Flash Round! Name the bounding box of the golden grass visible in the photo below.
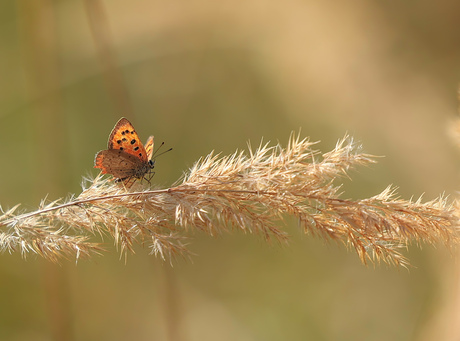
[0,133,458,267]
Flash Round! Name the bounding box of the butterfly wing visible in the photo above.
[144,136,154,161]
[95,117,155,180]
[107,117,148,163]
[95,149,144,179]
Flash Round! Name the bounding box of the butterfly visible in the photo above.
[94,117,155,182]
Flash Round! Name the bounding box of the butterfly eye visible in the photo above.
[148,160,155,167]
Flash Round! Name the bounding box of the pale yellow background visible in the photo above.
[1,1,460,340]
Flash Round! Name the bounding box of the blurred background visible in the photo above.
[1,0,460,340]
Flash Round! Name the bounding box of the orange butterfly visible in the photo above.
[94,117,155,182]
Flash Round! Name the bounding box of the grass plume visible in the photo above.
[0,133,458,267]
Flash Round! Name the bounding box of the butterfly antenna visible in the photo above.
[152,141,173,159]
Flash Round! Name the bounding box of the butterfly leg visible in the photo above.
[126,177,137,188]
[116,176,136,189]
[145,170,156,185]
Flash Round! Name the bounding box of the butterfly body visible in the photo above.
[94,118,155,181]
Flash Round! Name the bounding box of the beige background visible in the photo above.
[1,1,460,340]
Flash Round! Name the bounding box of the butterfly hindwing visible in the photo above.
[144,136,154,161]
[95,149,144,179]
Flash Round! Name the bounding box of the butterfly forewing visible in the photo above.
[107,118,148,163]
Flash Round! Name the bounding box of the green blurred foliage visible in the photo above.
[1,0,460,340]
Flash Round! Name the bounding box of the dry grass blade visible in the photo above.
[0,133,458,266]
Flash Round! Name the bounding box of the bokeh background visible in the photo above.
[1,0,460,340]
